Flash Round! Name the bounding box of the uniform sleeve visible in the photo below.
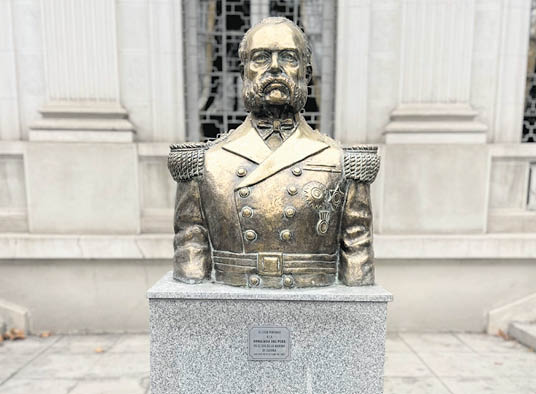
[172,180,211,283]
[338,181,375,286]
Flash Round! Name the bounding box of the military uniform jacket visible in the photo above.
[168,115,380,288]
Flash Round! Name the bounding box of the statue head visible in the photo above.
[239,17,313,115]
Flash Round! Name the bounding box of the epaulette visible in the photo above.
[168,142,208,182]
[343,145,380,184]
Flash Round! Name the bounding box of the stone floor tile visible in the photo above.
[510,377,536,393]
[69,377,148,394]
[46,334,120,354]
[88,352,150,378]
[456,333,530,353]
[443,376,524,394]
[0,354,38,384]
[16,353,103,379]
[400,333,473,353]
[0,378,77,394]
[484,352,536,377]
[109,334,149,353]
[418,352,500,378]
[384,352,432,377]
[384,377,451,394]
[0,336,60,356]
[386,333,413,353]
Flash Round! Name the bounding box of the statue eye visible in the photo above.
[251,51,270,64]
[280,51,298,64]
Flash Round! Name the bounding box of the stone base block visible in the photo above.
[509,321,536,350]
[25,142,140,234]
[148,272,392,394]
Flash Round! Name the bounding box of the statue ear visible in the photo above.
[240,64,244,81]
[305,64,313,84]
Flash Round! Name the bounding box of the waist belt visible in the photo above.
[212,250,337,276]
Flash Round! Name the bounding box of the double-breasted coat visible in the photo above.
[168,115,380,288]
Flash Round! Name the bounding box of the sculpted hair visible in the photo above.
[238,17,313,71]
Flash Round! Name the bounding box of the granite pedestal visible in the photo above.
[148,272,392,394]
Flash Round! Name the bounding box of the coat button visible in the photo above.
[244,230,257,241]
[283,275,294,288]
[241,206,253,218]
[236,167,247,177]
[284,207,296,218]
[287,185,298,196]
[238,187,250,198]
[249,275,260,287]
[280,229,292,241]
[291,167,302,176]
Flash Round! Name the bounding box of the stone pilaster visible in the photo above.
[0,0,21,141]
[384,0,487,143]
[335,0,371,143]
[492,0,531,142]
[30,0,134,142]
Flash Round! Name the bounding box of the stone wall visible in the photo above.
[0,0,535,333]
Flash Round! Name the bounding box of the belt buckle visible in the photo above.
[257,252,283,276]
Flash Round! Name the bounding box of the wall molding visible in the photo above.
[1,233,535,260]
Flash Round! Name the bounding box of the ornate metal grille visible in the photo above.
[183,0,336,141]
[525,75,536,143]
[523,0,536,142]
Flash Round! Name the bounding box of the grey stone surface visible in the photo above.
[148,272,392,394]
[148,271,393,302]
[509,321,536,350]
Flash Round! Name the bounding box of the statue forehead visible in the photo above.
[246,23,301,52]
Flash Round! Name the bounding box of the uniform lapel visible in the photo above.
[221,118,272,164]
[237,117,329,189]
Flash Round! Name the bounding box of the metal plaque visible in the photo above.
[248,326,291,361]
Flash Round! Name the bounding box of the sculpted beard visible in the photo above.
[242,74,308,114]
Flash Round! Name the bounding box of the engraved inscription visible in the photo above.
[248,326,291,361]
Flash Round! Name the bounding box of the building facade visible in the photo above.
[0,0,535,333]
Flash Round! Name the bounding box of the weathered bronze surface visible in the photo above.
[168,17,380,289]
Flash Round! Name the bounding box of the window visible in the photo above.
[183,0,336,141]
[522,0,536,143]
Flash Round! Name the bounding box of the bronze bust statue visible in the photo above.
[168,17,380,289]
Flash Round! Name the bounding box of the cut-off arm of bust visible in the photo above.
[339,182,375,286]
[173,181,211,283]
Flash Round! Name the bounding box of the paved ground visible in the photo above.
[0,333,534,393]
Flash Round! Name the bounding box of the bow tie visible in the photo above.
[253,117,297,141]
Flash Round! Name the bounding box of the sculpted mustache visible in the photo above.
[257,76,294,91]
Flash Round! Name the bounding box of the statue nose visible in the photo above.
[269,52,281,73]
